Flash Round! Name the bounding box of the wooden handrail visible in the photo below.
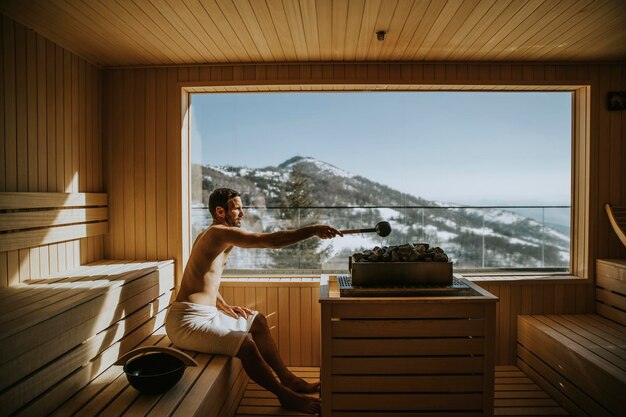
[605,203,626,248]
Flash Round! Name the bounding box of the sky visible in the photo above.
[190,91,572,206]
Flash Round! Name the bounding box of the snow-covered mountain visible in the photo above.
[192,156,570,270]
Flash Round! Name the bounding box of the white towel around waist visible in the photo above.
[165,301,257,356]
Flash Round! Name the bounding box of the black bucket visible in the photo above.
[114,346,198,395]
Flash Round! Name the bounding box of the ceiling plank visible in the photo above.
[191,0,252,62]
[241,0,285,62]
[81,0,165,64]
[315,0,333,61]
[458,0,530,60]
[231,0,275,61]
[532,0,625,61]
[519,0,617,61]
[300,0,321,60]
[412,0,466,60]
[183,0,239,62]
[354,0,382,60]
[343,0,366,61]
[283,0,310,61]
[331,0,349,60]
[266,0,298,61]
[422,0,481,60]
[167,0,229,62]
[215,0,264,62]
[385,0,427,60]
[474,0,547,60]
[367,0,398,60]
[1,0,623,66]
[490,0,577,61]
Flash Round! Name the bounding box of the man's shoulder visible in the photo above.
[200,225,245,242]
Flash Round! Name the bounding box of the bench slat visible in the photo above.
[518,315,625,416]
[51,326,248,417]
[85,336,178,417]
[534,315,626,368]
[11,301,171,417]
[147,354,220,417]
[0,261,167,337]
[0,192,109,251]
[0,207,108,231]
[51,333,169,417]
[0,262,127,314]
[519,316,626,383]
[332,357,484,375]
[0,262,146,324]
[0,221,108,252]
[0,192,107,209]
[518,345,612,417]
[557,315,626,355]
[0,262,174,390]
[121,347,210,417]
[0,289,173,392]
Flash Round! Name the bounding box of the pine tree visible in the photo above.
[270,167,331,269]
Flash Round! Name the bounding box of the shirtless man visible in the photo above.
[165,188,342,414]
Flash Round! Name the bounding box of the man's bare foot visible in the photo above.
[278,390,321,414]
[282,376,321,393]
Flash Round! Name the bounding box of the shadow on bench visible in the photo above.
[0,260,175,416]
[51,326,248,417]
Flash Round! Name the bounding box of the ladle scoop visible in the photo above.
[340,221,392,237]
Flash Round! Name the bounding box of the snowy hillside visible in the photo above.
[192,156,570,270]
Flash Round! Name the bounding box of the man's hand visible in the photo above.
[314,225,343,239]
[221,304,255,319]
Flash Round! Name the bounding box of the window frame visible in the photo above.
[180,84,591,280]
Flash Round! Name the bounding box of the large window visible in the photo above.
[189,92,572,272]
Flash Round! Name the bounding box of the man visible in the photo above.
[166,188,342,414]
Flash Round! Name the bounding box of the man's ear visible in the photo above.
[215,206,226,219]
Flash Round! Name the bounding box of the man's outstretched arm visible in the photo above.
[211,224,342,249]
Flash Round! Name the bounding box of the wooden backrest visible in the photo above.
[595,259,626,326]
[0,192,108,252]
[605,203,626,248]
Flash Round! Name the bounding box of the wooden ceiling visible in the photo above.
[2,0,625,67]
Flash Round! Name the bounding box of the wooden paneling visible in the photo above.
[595,259,626,325]
[103,61,625,294]
[236,366,569,417]
[319,286,497,417]
[475,279,595,365]
[517,314,625,417]
[0,17,103,286]
[221,278,320,367]
[2,1,625,66]
[0,260,175,416]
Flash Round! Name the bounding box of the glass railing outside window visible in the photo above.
[192,205,570,272]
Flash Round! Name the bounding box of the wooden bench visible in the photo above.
[50,325,248,417]
[0,260,176,416]
[0,192,248,417]
[517,259,626,417]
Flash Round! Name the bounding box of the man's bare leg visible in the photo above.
[236,335,320,414]
[249,314,320,393]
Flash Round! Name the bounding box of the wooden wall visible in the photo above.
[222,277,595,367]
[475,279,595,365]
[102,61,626,286]
[221,278,321,367]
[0,15,103,286]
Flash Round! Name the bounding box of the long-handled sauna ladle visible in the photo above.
[340,221,391,237]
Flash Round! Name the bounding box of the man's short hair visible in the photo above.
[208,188,240,218]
